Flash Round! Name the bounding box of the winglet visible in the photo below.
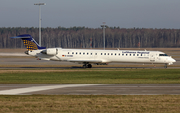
[10,34,46,51]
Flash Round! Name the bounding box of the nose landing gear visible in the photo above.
[164,64,168,68]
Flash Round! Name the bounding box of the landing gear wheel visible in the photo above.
[87,64,92,68]
[83,65,86,68]
[83,64,92,68]
[164,64,167,69]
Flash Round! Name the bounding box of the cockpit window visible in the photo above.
[159,54,168,56]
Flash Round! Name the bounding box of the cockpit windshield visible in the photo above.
[159,54,168,56]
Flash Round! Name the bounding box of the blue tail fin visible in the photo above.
[10,34,46,51]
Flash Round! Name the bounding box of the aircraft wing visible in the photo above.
[67,59,109,63]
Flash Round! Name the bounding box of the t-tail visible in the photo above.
[10,34,46,51]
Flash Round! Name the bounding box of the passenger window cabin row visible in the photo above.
[67,52,147,57]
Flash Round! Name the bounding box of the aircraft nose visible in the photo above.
[169,58,176,63]
[168,58,176,65]
[172,58,176,63]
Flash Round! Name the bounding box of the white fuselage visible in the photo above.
[28,48,176,65]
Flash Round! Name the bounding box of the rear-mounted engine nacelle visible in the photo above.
[41,48,58,55]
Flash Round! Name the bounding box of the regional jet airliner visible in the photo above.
[11,34,176,68]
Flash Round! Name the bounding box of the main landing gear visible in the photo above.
[83,63,92,68]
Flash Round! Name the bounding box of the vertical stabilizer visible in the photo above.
[10,34,46,51]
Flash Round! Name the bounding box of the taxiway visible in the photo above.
[0,84,180,95]
[0,57,180,69]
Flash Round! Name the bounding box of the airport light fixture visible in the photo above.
[101,22,107,50]
[34,3,46,47]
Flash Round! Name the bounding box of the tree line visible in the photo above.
[1,27,180,49]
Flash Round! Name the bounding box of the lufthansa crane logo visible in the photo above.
[23,40,38,51]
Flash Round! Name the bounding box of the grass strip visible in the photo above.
[0,95,180,113]
[0,69,180,84]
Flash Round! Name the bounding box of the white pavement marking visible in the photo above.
[0,84,98,95]
[0,53,28,56]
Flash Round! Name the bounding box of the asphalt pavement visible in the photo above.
[0,84,180,95]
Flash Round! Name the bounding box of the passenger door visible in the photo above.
[150,53,155,62]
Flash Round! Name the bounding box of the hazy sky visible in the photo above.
[1,0,180,28]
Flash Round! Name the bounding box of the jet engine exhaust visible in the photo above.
[24,51,29,55]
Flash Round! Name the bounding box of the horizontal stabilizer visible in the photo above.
[10,34,32,39]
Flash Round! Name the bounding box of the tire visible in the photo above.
[88,64,92,68]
